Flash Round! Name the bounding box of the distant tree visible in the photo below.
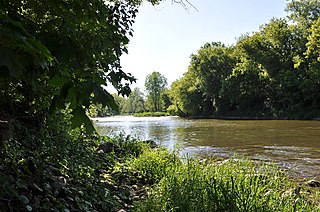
[220,59,271,116]
[160,89,172,111]
[112,94,127,115]
[145,72,168,112]
[168,42,235,117]
[236,18,307,115]
[168,71,203,116]
[128,87,145,113]
[188,42,235,115]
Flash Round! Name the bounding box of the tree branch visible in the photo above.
[172,0,198,12]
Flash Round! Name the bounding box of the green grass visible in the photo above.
[131,149,320,212]
[133,111,169,117]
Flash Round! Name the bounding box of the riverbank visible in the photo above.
[3,112,320,211]
[134,150,320,211]
[133,111,169,117]
[3,118,319,208]
[1,126,319,211]
[179,114,320,120]
[215,116,320,121]
[94,116,320,180]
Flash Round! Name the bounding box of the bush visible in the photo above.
[0,112,151,211]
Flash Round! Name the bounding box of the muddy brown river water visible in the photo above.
[94,116,320,179]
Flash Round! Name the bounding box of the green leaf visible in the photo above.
[18,195,29,204]
[93,84,118,110]
[66,87,78,109]
[27,37,53,62]
[71,107,95,133]
[6,183,18,197]
[33,183,43,192]
[26,205,32,211]
[49,75,69,87]
[16,179,28,190]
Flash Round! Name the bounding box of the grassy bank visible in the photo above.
[1,115,319,211]
[133,111,169,117]
[132,149,320,211]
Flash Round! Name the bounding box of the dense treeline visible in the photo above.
[168,0,320,119]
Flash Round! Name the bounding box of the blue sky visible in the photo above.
[119,0,288,92]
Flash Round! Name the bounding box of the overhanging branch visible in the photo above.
[172,0,198,12]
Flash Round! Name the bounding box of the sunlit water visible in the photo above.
[93,116,320,179]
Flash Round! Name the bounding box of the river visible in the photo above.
[93,116,320,179]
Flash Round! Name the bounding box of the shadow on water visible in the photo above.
[93,116,320,179]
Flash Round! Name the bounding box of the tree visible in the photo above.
[306,17,320,65]
[160,89,172,111]
[145,71,168,112]
[220,58,271,116]
[167,42,235,117]
[127,87,145,113]
[286,0,320,28]
[168,71,204,116]
[0,0,162,132]
[167,1,320,119]
[188,42,235,115]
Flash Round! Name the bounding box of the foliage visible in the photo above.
[87,103,112,117]
[0,113,102,211]
[161,89,172,111]
[1,114,319,211]
[0,112,155,211]
[220,58,271,116]
[88,88,146,116]
[112,93,128,115]
[133,111,168,117]
[168,1,320,119]
[286,0,320,28]
[134,154,319,211]
[88,72,172,116]
[145,71,168,112]
[189,42,236,115]
[169,71,204,117]
[125,87,146,114]
[0,0,161,132]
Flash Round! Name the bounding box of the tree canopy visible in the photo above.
[168,0,320,119]
[145,71,168,112]
[0,0,163,131]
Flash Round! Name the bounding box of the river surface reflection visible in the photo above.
[94,116,320,179]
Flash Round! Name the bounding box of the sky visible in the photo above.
[118,0,288,93]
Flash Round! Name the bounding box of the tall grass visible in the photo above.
[132,149,319,212]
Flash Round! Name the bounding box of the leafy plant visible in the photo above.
[0,0,162,131]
